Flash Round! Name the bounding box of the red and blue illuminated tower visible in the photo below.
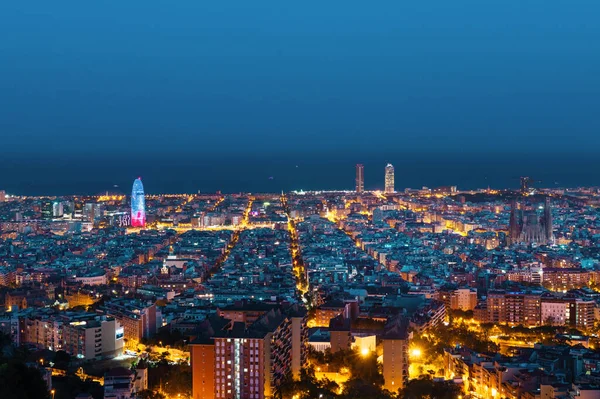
[131,177,146,227]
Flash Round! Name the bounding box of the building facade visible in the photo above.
[100,300,157,342]
[382,319,409,393]
[449,288,477,311]
[190,305,307,399]
[22,313,124,360]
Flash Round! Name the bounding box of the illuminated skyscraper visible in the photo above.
[356,164,364,193]
[131,178,146,227]
[53,201,64,217]
[384,163,395,193]
[41,200,53,220]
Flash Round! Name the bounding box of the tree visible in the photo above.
[54,350,71,370]
[278,367,338,399]
[147,363,192,399]
[340,379,394,399]
[449,309,474,320]
[0,361,51,399]
[138,390,166,399]
[399,376,462,399]
[51,375,102,399]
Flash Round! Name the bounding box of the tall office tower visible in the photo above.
[83,203,93,222]
[41,200,53,220]
[84,202,104,223]
[131,178,146,227]
[384,163,395,193]
[520,176,532,195]
[356,164,364,193]
[0,190,5,202]
[52,201,64,217]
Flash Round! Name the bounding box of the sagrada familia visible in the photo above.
[508,197,554,245]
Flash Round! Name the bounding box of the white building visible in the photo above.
[71,271,107,286]
[53,202,64,217]
[103,366,148,399]
[23,313,123,360]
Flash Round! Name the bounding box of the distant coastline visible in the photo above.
[1,152,599,196]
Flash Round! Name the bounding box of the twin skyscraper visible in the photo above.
[356,163,395,193]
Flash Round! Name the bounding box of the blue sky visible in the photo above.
[1,0,599,156]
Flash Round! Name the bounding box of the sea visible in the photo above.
[1,152,599,196]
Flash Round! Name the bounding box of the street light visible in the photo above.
[410,348,422,359]
[50,389,55,399]
[360,347,370,357]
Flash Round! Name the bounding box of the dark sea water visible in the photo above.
[1,152,599,196]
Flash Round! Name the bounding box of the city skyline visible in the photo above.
[1,2,598,399]
[3,152,600,196]
[4,182,600,399]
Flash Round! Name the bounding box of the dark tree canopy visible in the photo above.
[399,376,462,399]
[0,361,51,399]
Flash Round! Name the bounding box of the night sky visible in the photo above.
[1,2,600,195]
[1,1,599,157]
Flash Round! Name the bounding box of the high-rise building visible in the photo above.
[191,305,307,399]
[384,163,395,193]
[0,190,5,202]
[382,318,409,392]
[84,202,102,223]
[41,200,53,220]
[356,164,364,193]
[131,178,146,227]
[52,202,64,218]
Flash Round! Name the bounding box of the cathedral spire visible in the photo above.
[544,196,553,243]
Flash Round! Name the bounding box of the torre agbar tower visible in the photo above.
[131,178,146,227]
